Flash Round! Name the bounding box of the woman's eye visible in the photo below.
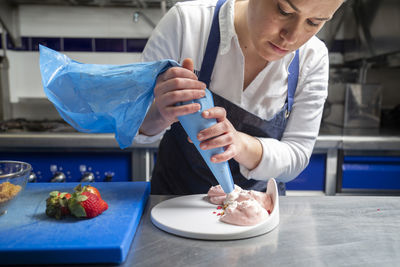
[277,4,290,16]
[307,19,320,27]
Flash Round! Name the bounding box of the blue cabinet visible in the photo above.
[286,154,326,191]
[0,152,132,182]
[342,156,400,190]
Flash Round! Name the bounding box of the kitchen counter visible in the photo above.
[0,124,399,150]
[1,126,399,195]
[119,195,400,267]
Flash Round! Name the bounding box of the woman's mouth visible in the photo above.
[269,42,289,55]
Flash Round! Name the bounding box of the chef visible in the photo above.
[135,0,344,195]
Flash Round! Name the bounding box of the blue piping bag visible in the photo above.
[178,89,235,193]
[39,45,234,193]
[39,45,179,149]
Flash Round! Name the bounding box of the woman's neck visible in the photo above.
[234,0,269,90]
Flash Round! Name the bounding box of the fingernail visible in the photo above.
[200,144,207,149]
[203,111,209,117]
[197,133,204,141]
[211,157,217,162]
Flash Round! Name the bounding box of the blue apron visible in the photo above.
[151,0,299,195]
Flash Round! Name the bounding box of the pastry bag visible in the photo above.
[39,45,179,149]
[39,45,234,192]
[177,89,234,193]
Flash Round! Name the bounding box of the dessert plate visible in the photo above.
[151,178,279,240]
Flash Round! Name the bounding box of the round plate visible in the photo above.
[150,179,279,240]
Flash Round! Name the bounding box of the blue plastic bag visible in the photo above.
[39,45,179,148]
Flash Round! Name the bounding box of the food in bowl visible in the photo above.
[0,181,22,202]
[0,161,31,215]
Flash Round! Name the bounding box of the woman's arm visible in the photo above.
[197,39,329,182]
[139,59,206,136]
[138,6,207,140]
[243,41,330,182]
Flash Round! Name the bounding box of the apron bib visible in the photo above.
[151,0,299,195]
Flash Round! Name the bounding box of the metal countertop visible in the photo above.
[119,195,400,267]
[0,131,399,151]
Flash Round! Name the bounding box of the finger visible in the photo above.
[199,132,234,150]
[182,58,194,72]
[158,89,206,107]
[210,145,236,163]
[156,78,206,96]
[197,121,231,142]
[160,66,198,81]
[187,136,193,143]
[202,107,227,122]
[163,103,201,119]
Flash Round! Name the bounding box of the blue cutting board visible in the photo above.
[0,182,150,264]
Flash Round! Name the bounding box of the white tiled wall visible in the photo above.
[7,4,163,103]
[4,3,359,104]
[19,5,162,37]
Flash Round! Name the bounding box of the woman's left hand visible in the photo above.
[190,106,263,170]
[196,107,243,163]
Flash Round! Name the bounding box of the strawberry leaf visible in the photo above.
[76,195,88,202]
[68,199,86,218]
[49,191,59,197]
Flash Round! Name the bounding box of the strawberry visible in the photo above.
[68,191,108,219]
[84,185,102,199]
[73,184,102,199]
[45,191,72,220]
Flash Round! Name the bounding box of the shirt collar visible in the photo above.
[219,0,236,55]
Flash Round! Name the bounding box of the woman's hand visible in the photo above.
[139,58,206,136]
[195,107,263,170]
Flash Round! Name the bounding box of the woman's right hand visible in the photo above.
[139,58,206,136]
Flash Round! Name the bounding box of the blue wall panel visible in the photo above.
[286,154,326,191]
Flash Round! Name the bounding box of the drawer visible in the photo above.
[342,156,400,190]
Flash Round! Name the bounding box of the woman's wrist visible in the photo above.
[234,132,263,171]
[139,104,170,136]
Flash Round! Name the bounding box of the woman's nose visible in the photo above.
[280,22,301,44]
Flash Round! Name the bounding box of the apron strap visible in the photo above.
[287,50,299,115]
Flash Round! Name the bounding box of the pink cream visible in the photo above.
[207,185,273,226]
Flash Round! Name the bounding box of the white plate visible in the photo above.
[150,178,279,240]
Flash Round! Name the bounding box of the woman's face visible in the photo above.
[247,0,343,61]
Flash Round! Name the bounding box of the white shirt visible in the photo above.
[136,0,329,183]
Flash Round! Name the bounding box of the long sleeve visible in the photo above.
[134,6,183,144]
[239,41,329,183]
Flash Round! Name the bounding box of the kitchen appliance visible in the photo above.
[344,83,382,128]
[0,181,150,264]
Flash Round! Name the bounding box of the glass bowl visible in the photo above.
[0,161,32,216]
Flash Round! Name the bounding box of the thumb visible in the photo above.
[182,58,194,72]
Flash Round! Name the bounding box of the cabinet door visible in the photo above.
[0,152,131,182]
[286,154,326,190]
[342,156,400,190]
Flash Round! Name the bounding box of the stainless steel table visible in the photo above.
[121,195,400,267]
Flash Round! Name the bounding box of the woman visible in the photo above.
[136,0,344,195]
